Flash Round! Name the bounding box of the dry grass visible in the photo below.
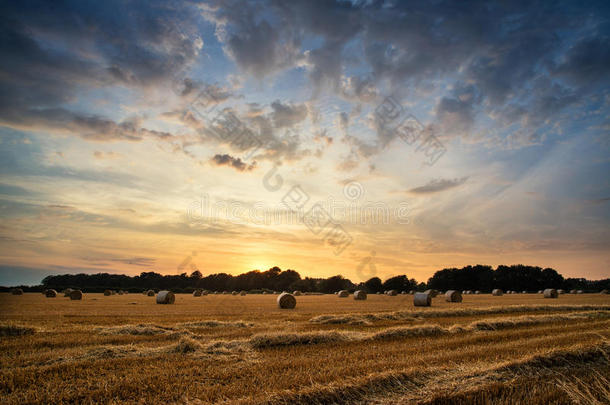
[0,292,608,404]
[0,324,36,337]
[556,369,610,405]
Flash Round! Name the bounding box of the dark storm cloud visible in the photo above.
[206,0,302,79]
[270,101,308,128]
[0,0,203,139]
[205,0,609,147]
[3,0,608,154]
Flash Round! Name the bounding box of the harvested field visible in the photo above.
[1,292,609,404]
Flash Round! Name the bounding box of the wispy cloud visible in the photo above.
[408,177,469,195]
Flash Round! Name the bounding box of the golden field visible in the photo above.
[1,292,609,404]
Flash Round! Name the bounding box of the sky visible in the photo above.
[0,0,609,286]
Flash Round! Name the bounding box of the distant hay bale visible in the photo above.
[409,290,415,294]
[543,288,558,298]
[414,292,431,307]
[11,288,24,295]
[63,288,73,297]
[445,290,462,303]
[45,289,57,298]
[69,290,83,300]
[558,289,565,294]
[462,290,467,294]
[387,290,398,296]
[570,289,576,294]
[376,292,381,294]
[354,290,367,300]
[118,290,124,295]
[277,292,296,309]
[576,290,584,294]
[111,290,116,295]
[492,289,503,296]
[240,291,247,296]
[156,290,175,304]
[231,291,238,295]
[104,290,112,296]
[223,291,230,295]
[521,290,527,294]
[193,289,202,297]
[601,289,608,294]
[338,290,349,298]
[401,291,407,294]
[146,290,155,296]
[538,290,543,294]
[424,289,438,298]
[201,290,209,296]
[262,291,268,295]
[475,291,481,294]
[293,290,302,296]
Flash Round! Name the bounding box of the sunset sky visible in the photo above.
[1,0,609,285]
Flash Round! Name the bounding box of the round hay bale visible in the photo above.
[558,289,565,294]
[63,288,73,297]
[401,291,407,295]
[409,290,415,294]
[354,290,367,300]
[223,291,230,295]
[576,290,584,294]
[45,289,57,298]
[69,290,83,300]
[445,290,462,303]
[600,289,608,294]
[387,290,398,296]
[538,290,543,294]
[521,290,527,294]
[277,292,296,309]
[424,289,438,298]
[262,291,268,295]
[240,291,247,296]
[11,288,24,295]
[414,292,431,307]
[492,289,503,296]
[338,290,349,298]
[193,289,202,297]
[201,290,209,296]
[231,291,238,295]
[376,292,381,294]
[156,290,175,304]
[475,290,481,295]
[146,290,155,296]
[111,290,116,295]
[118,290,124,295]
[569,289,576,294]
[104,290,112,296]
[543,288,558,298]
[293,290,302,296]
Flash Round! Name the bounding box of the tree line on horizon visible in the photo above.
[2,264,606,293]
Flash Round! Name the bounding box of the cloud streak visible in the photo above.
[408,178,469,195]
